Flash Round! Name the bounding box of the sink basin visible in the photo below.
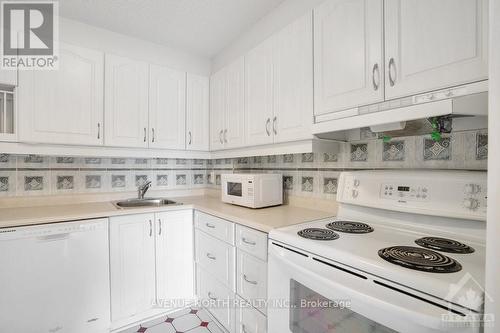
[114,198,181,208]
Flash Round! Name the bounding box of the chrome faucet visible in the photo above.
[137,181,152,199]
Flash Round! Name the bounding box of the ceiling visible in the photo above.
[59,0,286,58]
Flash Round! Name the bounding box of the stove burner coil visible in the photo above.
[326,221,374,234]
[415,237,475,254]
[297,228,339,241]
[378,246,462,273]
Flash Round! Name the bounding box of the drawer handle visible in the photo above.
[242,324,250,333]
[208,292,218,301]
[243,274,258,285]
[242,237,256,246]
[206,253,216,260]
[205,223,216,229]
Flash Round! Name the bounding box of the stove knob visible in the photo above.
[464,184,480,194]
[353,179,360,187]
[352,189,359,198]
[463,198,479,210]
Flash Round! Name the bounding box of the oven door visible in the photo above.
[268,241,479,333]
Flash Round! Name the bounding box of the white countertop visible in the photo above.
[0,195,336,233]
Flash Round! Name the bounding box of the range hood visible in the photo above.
[312,81,488,136]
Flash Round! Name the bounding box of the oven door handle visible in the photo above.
[269,247,462,331]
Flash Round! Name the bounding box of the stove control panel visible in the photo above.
[381,184,429,201]
[337,171,487,221]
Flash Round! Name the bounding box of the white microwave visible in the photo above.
[221,174,283,208]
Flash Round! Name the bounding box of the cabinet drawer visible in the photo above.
[195,211,235,245]
[197,266,235,333]
[196,230,235,291]
[236,296,267,333]
[235,225,267,261]
[236,249,267,314]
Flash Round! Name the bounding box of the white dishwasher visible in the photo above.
[0,218,110,333]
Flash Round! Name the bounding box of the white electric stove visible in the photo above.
[268,170,488,333]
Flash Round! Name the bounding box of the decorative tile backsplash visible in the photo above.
[0,129,487,198]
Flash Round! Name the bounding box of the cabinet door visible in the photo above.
[110,214,156,321]
[0,70,17,86]
[385,0,488,99]
[18,43,104,145]
[210,69,225,150]
[149,65,186,149]
[273,12,314,143]
[225,57,246,148]
[105,54,149,148]
[245,40,274,146]
[314,0,383,116]
[155,210,195,310]
[186,73,209,151]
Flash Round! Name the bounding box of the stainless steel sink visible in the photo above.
[114,198,182,209]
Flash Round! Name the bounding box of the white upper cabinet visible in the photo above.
[110,214,156,322]
[210,69,226,150]
[224,58,246,149]
[155,210,195,310]
[210,57,245,151]
[18,43,104,145]
[273,12,314,142]
[0,70,17,86]
[105,54,149,148]
[149,65,186,150]
[186,73,209,151]
[384,0,488,99]
[244,12,314,145]
[314,0,383,116]
[245,38,274,146]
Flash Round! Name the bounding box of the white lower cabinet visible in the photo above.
[196,229,236,290]
[197,266,236,332]
[194,211,268,333]
[110,213,156,322]
[110,210,194,329]
[155,210,195,310]
[236,296,267,333]
[236,249,268,315]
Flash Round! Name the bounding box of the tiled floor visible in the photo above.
[119,307,225,333]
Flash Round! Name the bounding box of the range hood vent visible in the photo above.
[313,82,488,136]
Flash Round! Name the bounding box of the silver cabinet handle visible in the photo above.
[205,223,216,229]
[158,219,162,235]
[242,237,256,246]
[265,118,271,136]
[208,292,217,300]
[243,274,258,285]
[224,129,228,143]
[219,129,223,144]
[144,127,147,142]
[206,253,216,260]
[149,220,152,237]
[272,116,277,135]
[188,131,192,145]
[388,58,396,87]
[372,63,380,91]
[97,123,101,139]
[151,128,155,142]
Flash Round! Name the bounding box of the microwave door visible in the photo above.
[268,243,473,333]
[227,181,243,197]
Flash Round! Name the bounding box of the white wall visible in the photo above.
[211,0,324,72]
[60,18,211,76]
[485,0,499,330]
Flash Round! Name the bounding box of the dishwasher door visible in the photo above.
[0,219,110,333]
